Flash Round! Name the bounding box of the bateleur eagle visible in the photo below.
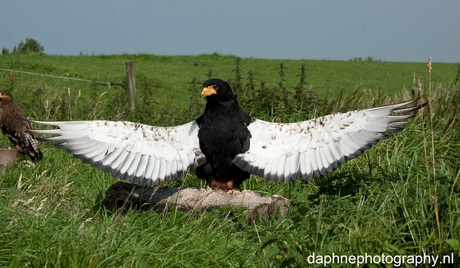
[30,79,424,190]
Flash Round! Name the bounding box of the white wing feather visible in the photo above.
[232,99,422,182]
[30,120,204,186]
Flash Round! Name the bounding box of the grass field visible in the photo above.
[0,54,459,267]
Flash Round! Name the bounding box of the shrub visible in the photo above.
[14,38,45,54]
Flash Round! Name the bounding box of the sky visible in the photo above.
[1,0,459,63]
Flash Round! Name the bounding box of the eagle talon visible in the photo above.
[226,189,240,195]
[209,178,240,193]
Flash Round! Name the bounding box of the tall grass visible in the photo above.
[0,54,459,267]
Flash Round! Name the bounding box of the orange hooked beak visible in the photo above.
[201,85,217,97]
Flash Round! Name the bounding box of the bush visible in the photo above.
[14,38,44,54]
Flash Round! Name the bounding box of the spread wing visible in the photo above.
[233,99,424,182]
[30,120,205,186]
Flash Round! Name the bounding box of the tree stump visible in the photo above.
[0,148,19,167]
[103,181,291,219]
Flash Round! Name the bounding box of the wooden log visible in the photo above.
[102,181,290,219]
[0,148,19,167]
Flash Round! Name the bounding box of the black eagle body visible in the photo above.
[30,78,426,191]
[0,91,43,162]
[196,79,253,190]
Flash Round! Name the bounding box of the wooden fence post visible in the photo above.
[125,61,136,112]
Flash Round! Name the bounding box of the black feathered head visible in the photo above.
[201,79,236,102]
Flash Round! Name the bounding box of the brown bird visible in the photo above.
[0,91,43,162]
[31,79,424,190]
